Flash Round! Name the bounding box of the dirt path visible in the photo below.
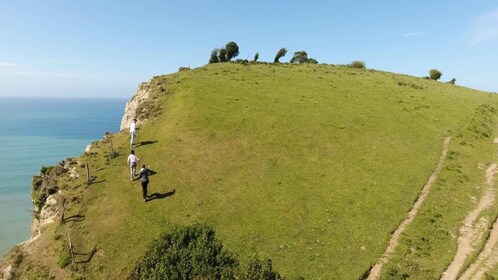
[366,137,451,280]
[450,163,498,280]
[441,163,497,279]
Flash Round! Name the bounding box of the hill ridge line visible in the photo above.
[366,136,452,280]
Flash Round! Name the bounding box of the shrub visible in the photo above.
[429,69,442,81]
[234,59,249,64]
[274,48,287,63]
[253,52,259,62]
[243,258,283,280]
[308,58,318,64]
[349,60,366,69]
[40,165,54,175]
[448,78,456,84]
[131,224,294,280]
[132,223,239,279]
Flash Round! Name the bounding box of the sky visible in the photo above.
[0,1,497,98]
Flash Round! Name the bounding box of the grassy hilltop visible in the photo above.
[6,63,498,279]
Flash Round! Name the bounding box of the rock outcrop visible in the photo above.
[120,81,152,131]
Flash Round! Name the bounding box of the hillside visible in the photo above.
[2,63,498,279]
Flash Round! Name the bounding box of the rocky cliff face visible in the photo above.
[120,81,152,131]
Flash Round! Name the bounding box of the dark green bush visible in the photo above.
[349,60,366,69]
[429,69,442,81]
[40,165,54,175]
[254,52,259,62]
[132,223,238,279]
[131,224,297,280]
[242,258,283,280]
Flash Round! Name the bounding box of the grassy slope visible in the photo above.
[13,63,498,279]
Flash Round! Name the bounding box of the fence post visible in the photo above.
[85,163,90,185]
[68,233,75,266]
[60,198,67,224]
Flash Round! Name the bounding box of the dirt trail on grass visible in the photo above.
[441,163,497,279]
[366,137,451,280]
[450,163,498,280]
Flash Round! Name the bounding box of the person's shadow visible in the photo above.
[137,140,158,147]
[147,189,175,201]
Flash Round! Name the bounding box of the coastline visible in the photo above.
[0,97,128,258]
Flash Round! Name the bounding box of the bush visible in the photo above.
[274,48,287,63]
[131,224,296,280]
[253,52,259,62]
[429,69,442,81]
[349,60,366,69]
[448,78,456,84]
[40,165,54,175]
[243,258,283,280]
[132,223,238,279]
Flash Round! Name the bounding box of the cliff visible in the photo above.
[120,80,152,131]
[0,78,158,280]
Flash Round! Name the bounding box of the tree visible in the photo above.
[274,48,287,63]
[448,78,456,84]
[218,48,227,62]
[253,52,259,62]
[429,69,442,81]
[225,41,240,61]
[209,49,220,64]
[290,51,309,63]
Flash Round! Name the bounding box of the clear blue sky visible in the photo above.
[1,1,497,98]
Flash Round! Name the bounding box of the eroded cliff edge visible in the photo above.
[0,78,159,280]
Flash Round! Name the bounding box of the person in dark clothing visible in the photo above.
[137,164,150,202]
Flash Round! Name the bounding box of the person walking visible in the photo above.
[137,164,151,202]
[127,150,140,181]
[130,118,137,148]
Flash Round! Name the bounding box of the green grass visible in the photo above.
[12,63,498,279]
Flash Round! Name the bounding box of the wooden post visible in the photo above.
[68,233,75,266]
[60,199,67,224]
[110,139,114,159]
[85,163,90,185]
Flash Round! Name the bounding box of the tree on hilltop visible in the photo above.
[274,48,287,63]
[253,52,259,62]
[209,49,220,63]
[218,48,228,62]
[225,41,240,61]
[290,51,309,63]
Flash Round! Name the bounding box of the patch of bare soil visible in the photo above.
[441,163,497,280]
[366,137,451,280]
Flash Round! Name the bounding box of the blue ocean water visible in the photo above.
[0,97,127,256]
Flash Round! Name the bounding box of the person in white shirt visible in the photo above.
[130,118,137,148]
[127,150,140,180]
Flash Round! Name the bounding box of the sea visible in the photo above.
[0,97,127,256]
